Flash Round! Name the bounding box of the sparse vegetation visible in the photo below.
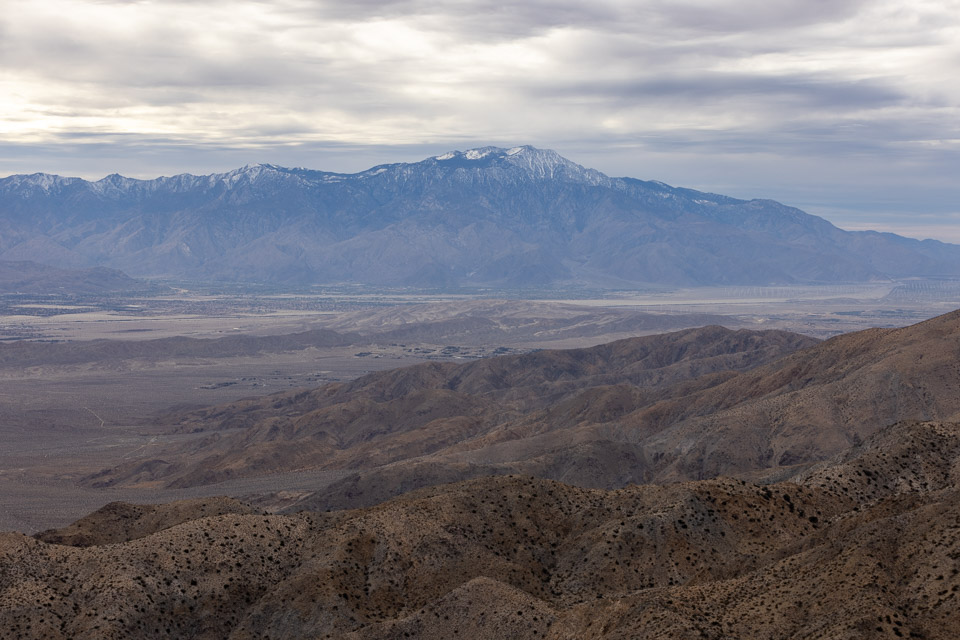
[4,428,960,639]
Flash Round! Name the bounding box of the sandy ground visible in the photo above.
[0,347,430,533]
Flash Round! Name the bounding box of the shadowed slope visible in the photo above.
[33,497,257,547]
[0,260,153,295]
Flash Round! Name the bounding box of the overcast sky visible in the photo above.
[2,0,959,241]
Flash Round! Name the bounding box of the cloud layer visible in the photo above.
[2,0,959,240]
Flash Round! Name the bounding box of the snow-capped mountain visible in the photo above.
[1,145,958,287]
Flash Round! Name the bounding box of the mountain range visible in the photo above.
[3,146,959,287]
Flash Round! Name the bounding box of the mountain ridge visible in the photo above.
[3,146,959,287]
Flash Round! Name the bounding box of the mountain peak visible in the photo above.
[431,145,560,164]
[203,163,300,189]
[428,145,608,184]
[0,172,80,194]
[226,163,281,178]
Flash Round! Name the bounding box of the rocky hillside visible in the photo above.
[83,309,960,511]
[3,419,960,639]
[3,146,960,286]
[84,325,818,492]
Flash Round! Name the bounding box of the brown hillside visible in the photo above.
[4,420,960,639]
[80,308,960,517]
[317,307,960,508]
[33,497,257,547]
[628,308,960,481]
[84,325,816,490]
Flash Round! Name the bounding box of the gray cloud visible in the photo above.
[644,0,870,33]
[532,73,907,110]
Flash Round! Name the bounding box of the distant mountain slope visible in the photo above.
[0,260,151,295]
[2,146,959,286]
[7,420,960,639]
